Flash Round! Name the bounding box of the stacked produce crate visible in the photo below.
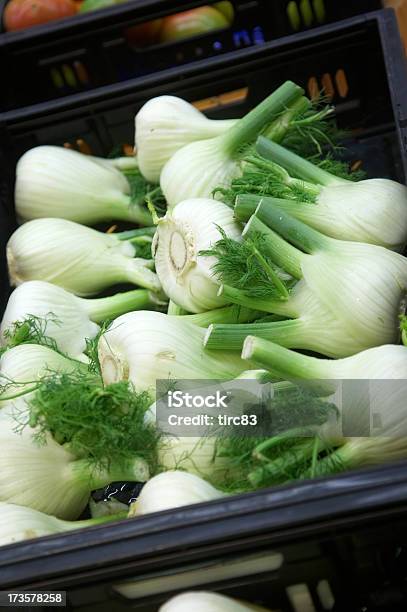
[0,3,407,611]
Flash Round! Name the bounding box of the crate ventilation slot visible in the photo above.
[287,0,326,31]
[113,551,284,599]
[50,61,90,92]
[317,579,335,610]
[307,68,349,101]
[193,87,248,112]
[286,584,316,612]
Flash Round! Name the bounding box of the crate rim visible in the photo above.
[0,8,399,126]
[0,0,221,44]
[1,459,407,589]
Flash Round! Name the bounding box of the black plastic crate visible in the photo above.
[0,8,406,611]
[1,463,407,611]
[0,0,382,111]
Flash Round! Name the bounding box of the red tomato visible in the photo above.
[4,0,77,32]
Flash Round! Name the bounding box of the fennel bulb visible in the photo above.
[252,137,407,250]
[0,407,149,520]
[160,592,273,612]
[146,371,272,482]
[89,497,128,519]
[98,311,250,394]
[242,339,407,470]
[160,81,304,208]
[7,218,160,295]
[0,502,125,548]
[1,281,165,360]
[205,207,407,358]
[15,146,152,226]
[153,198,242,312]
[308,437,407,478]
[0,344,81,402]
[145,403,232,481]
[128,471,224,516]
[158,436,232,482]
[135,96,236,182]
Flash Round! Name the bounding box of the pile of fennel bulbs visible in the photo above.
[0,77,406,565]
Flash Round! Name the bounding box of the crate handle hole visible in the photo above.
[286,584,317,612]
[321,72,335,100]
[317,579,335,610]
[335,68,349,98]
[300,0,314,27]
[287,1,301,31]
[307,75,320,100]
[313,0,326,24]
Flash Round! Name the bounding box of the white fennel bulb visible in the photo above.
[160,81,304,208]
[159,592,273,612]
[98,311,250,394]
[298,248,407,355]
[0,407,149,520]
[15,146,151,226]
[242,340,407,473]
[135,96,236,182]
[0,502,124,548]
[153,198,242,312]
[145,403,231,481]
[1,281,161,360]
[7,218,160,295]
[1,281,98,360]
[254,137,407,250]
[158,436,231,481]
[161,137,240,208]
[128,471,225,516]
[322,437,407,474]
[0,344,81,402]
[89,497,128,519]
[206,207,407,358]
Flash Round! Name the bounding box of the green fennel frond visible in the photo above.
[1,314,63,356]
[231,155,318,204]
[217,387,339,492]
[123,168,167,217]
[0,377,40,402]
[200,227,293,299]
[214,148,365,207]
[85,320,112,377]
[308,154,367,182]
[26,370,160,472]
[400,314,407,346]
[131,236,154,260]
[281,99,344,157]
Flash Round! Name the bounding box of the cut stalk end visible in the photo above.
[99,339,129,385]
[157,216,197,281]
[203,324,215,348]
[242,335,256,361]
